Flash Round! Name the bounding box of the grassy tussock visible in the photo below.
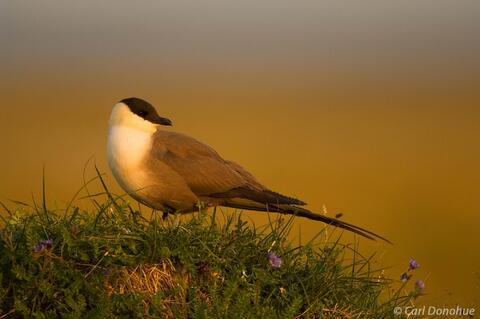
[0,173,418,318]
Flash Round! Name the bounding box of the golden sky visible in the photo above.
[1,0,479,306]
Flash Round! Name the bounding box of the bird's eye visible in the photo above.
[138,110,148,117]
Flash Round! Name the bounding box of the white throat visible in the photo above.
[107,103,157,194]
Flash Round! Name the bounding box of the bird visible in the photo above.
[107,97,388,242]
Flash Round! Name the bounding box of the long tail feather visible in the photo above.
[223,202,391,243]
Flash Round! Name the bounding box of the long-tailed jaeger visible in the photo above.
[107,97,388,241]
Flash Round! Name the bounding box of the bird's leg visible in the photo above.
[161,205,181,228]
[173,213,180,228]
[162,205,176,221]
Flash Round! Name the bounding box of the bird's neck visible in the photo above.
[107,124,155,174]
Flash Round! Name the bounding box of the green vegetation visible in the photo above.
[0,174,419,318]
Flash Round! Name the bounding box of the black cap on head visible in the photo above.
[120,97,172,126]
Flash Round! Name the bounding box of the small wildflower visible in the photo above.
[279,287,286,295]
[415,280,425,291]
[409,259,420,270]
[33,239,53,253]
[400,272,412,282]
[267,252,282,268]
[33,244,41,253]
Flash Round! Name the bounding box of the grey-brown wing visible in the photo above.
[151,131,248,196]
[151,130,306,206]
[225,160,265,189]
[224,160,306,205]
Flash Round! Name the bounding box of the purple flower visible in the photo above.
[33,239,53,253]
[409,259,420,271]
[267,252,282,268]
[415,280,425,291]
[400,273,412,282]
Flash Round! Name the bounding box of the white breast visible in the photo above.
[107,125,153,194]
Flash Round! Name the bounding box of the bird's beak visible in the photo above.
[155,115,173,126]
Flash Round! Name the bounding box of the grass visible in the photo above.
[0,172,421,318]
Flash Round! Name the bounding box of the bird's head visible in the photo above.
[109,97,172,132]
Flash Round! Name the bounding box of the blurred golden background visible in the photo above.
[1,0,479,306]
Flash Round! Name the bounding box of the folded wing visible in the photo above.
[151,130,305,205]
